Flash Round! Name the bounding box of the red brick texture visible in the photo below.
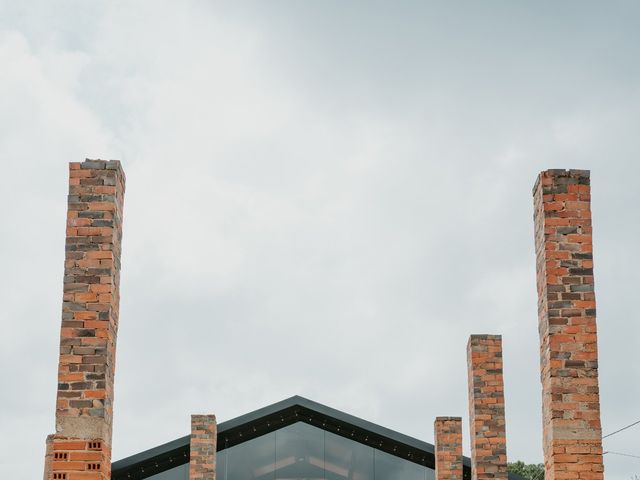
[190,415,217,480]
[533,169,604,480]
[467,335,508,480]
[44,159,125,480]
[435,417,463,480]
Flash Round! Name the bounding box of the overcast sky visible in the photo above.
[1,1,639,479]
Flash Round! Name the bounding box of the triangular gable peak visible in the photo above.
[112,396,473,480]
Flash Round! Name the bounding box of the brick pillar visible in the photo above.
[533,169,603,480]
[190,415,217,480]
[44,159,125,480]
[435,417,463,480]
[43,435,54,480]
[467,335,508,480]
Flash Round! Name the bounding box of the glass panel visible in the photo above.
[275,422,325,479]
[217,448,227,480]
[374,449,425,480]
[226,431,276,480]
[212,422,434,480]
[146,463,189,480]
[426,465,436,480]
[324,430,373,480]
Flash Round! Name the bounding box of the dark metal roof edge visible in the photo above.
[217,395,309,432]
[113,394,523,479]
[290,396,436,456]
[111,433,190,471]
[112,396,303,471]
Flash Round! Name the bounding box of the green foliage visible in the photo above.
[507,461,545,480]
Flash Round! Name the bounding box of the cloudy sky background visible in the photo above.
[1,1,639,478]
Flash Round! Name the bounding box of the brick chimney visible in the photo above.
[190,415,217,480]
[467,335,508,480]
[434,417,463,480]
[44,160,125,480]
[532,169,604,480]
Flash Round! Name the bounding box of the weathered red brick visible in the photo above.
[467,335,508,480]
[190,414,217,480]
[44,160,125,480]
[533,169,603,480]
[435,417,463,480]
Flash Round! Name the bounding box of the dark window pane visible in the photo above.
[210,422,435,480]
[146,463,189,480]
[324,430,374,480]
[217,448,227,480]
[226,431,276,480]
[426,466,435,480]
[275,422,325,480]
[374,449,425,480]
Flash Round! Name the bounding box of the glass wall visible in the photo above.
[147,462,188,480]
[147,422,434,480]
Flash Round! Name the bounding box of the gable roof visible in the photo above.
[112,395,514,480]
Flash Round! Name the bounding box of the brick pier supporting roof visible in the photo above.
[44,159,126,480]
[190,415,217,480]
[533,169,604,480]
[435,416,463,480]
[467,334,508,480]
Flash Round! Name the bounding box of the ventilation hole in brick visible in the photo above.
[53,474,67,480]
[54,452,68,460]
[87,463,101,471]
[88,441,101,450]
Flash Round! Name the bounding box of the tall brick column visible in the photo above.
[467,335,508,480]
[44,159,125,480]
[533,169,603,480]
[190,415,217,480]
[435,417,463,480]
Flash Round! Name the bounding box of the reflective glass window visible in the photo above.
[374,449,428,480]
[213,422,433,480]
[226,431,276,480]
[275,422,324,479]
[324,428,374,480]
[144,422,435,480]
[146,463,188,480]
